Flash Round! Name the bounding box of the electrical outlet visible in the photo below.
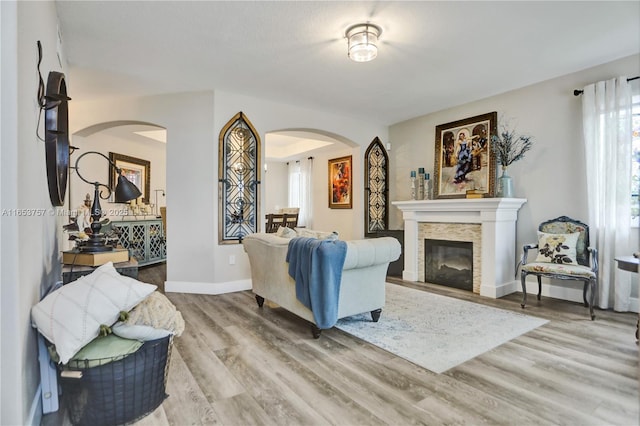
[229,255,236,265]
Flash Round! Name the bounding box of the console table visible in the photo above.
[111,219,166,266]
[62,259,139,284]
[614,256,638,273]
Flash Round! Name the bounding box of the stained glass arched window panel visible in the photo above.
[218,112,261,244]
[364,137,389,234]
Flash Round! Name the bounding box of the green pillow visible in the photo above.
[66,334,142,368]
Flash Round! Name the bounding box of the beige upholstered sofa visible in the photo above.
[242,232,401,338]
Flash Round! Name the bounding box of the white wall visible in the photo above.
[69,91,216,287]
[263,161,288,215]
[311,146,361,241]
[264,141,361,240]
[71,89,387,294]
[389,54,640,303]
[1,2,67,424]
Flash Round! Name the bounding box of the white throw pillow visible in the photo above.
[112,323,171,341]
[320,231,339,241]
[31,262,156,364]
[294,227,318,238]
[294,228,339,240]
[275,226,296,239]
[534,231,580,265]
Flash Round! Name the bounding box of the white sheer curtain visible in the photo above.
[300,157,313,228]
[582,77,633,311]
[287,158,313,227]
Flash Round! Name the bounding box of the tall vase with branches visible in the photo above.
[491,123,533,197]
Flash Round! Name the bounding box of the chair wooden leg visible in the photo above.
[589,278,596,320]
[521,271,527,308]
[537,276,542,300]
[582,282,589,307]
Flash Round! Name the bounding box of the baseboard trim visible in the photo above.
[481,279,519,298]
[402,270,418,281]
[523,281,585,303]
[165,279,252,295]
[522,282,640,313]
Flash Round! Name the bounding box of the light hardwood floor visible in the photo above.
[44,266,639,425]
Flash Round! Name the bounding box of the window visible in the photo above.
[364,137,389,234]
[631,86,640,225]
[218,112,260,243]
[287,158,312,227]
[288,161,301,209]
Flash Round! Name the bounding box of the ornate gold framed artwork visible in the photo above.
[328,155,352,209]
[433,112,497,199]
[109,152,150,203]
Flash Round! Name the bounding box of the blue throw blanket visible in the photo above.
[286,237,348,329]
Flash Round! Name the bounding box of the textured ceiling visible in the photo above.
[56,1,640,126]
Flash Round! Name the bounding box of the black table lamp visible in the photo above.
[74,151,142,252]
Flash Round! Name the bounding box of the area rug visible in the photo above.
[335,283,548,374]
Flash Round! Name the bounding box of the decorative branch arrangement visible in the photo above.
[491,124,533,168]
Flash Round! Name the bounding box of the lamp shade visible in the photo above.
[114,174,142,203]
[346,23,381,62]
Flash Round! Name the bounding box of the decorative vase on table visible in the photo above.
[496,166,514,198]
[410,170,417,200]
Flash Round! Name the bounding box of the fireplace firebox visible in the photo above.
[424,239,473,291]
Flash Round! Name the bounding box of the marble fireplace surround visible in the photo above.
[392,199,527,298]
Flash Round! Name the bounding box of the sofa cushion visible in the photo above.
[343,237,402,270]
[521,262,595,278]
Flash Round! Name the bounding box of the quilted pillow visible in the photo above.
[534,231,580,265]
[294,228,339,240]
[294,227,317,238]
[275,226,296,239]
[31,262,156,364]
[112,291,184,340]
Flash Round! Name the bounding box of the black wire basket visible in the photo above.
[58,335,172,426]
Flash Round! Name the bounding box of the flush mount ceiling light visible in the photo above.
[345,23,382,62]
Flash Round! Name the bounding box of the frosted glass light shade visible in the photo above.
[346,23,381,62]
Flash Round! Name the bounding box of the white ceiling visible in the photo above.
[56,1,640,128]
[265,131,337,161]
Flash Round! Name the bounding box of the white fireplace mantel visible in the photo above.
[392,198,527,298]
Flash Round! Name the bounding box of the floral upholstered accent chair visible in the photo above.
[520,216,598,320]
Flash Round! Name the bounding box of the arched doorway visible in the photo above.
[68,121,167,265]
[264,129,359,239]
